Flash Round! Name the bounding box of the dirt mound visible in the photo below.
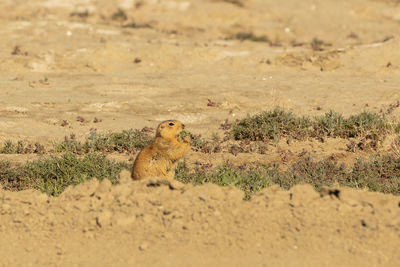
[1,172,399,266]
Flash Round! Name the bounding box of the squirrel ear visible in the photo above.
[160,125,165,129]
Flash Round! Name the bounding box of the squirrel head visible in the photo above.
[156,120,185,141]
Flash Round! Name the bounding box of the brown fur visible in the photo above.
[131,120,190,180]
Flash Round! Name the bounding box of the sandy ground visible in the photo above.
[1,0,400,266]
[1,175,400,267]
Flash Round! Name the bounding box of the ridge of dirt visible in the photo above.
[1,171,399,266]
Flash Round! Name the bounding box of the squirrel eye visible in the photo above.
[169,122,175,126]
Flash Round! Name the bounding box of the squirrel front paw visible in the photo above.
[179,130,192,143]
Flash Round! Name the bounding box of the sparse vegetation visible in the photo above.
[232,108,397,144]
[0,150,399,197]
[176,154,400,198]
[70,10,89,19]
[175,161,278,199]
[310,37,332,51]
[232,108,312,142]
[348,155,400,193]
[111,9,128,21]
[313,110,391,139]
[0,140,45,154]
[230,32,270,43]
[0,109,398,156]
[1,108,400,198]
[54,130,152,154]
[0,129,152,155]
[0,153,129,196]
[189,133,223,153]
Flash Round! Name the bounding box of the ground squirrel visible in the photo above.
[131,120,190,180]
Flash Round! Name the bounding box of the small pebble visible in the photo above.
[139,242,149,251]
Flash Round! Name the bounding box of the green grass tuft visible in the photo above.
[232,108,312,141]
[313,110,391,139]
[0,153,129,196]
[111,9,127,21]
[54,130,152,154]
[230,32,270,43]
[348,155,400,194]
[175,162,278,199]
[232,108,394,142]
[0,140,45,154]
